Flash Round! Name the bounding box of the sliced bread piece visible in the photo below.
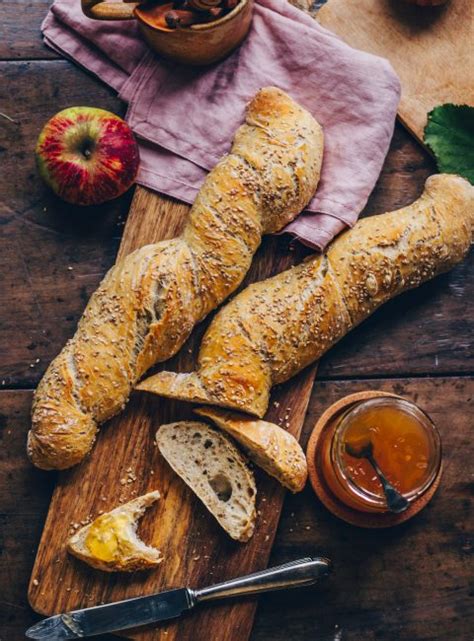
[156,421,256,542]
[67,491,162,572]
[195,407,308,493]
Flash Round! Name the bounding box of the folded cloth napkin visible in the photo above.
[42,0,400,249]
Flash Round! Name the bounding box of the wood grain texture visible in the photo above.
[1,4,473,641]
[0,61,132,389]
[0,1,58,60]
[0,391,56,641]
[2,377,472,641]
[252,376,474,641]
[318,0,474,143]
[27,184,318,641]
[1,63,471,386]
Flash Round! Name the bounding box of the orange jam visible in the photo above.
[320,397,441,513]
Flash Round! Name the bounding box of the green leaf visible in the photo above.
[424,104,474,185]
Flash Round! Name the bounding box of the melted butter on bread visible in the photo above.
[67,491,163,572]
[85,512,135,562]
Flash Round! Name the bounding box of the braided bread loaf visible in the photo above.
[137,174,474,417]
[28,87,323,469]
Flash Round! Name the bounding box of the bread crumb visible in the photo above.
[32,579,39,586]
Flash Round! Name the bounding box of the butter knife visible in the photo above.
[26,556,331,640]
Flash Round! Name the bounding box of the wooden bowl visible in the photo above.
[306,391,443,528]
[137,0,254,65]
[82,0,254,66]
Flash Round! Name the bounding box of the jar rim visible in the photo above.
[331,396,442,510]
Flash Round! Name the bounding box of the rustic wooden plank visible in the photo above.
[2,377,472,640]
[1,70,471,388]
[1,62,472,386]
[0,61,132,389]
[253,376,474,641]
[27,174,318,641]
[1,5,472,641]
[0,391,56,641]
[0,1,59,60]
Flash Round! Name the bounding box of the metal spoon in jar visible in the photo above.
[345,440,409,514]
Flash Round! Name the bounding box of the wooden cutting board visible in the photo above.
[318,0,474,143]
[28,186,318,641]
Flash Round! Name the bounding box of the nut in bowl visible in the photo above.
[82,0,254,65]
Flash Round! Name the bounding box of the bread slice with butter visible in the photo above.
[195,407,307,493]
[67,491,162,572]
[156,421,256,542]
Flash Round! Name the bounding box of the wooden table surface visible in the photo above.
[0,3,472,640]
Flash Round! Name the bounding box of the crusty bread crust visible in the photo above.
[156,421,256,542]
[195,407,307,493]
[139,174,474,417]
[67,491,162,572]
[28,88,323,470]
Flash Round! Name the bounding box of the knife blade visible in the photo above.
[26,556,331,640]
[26,588,194,640]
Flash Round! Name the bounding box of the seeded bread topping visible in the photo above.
[138,174,474,417]
[28,87,324,470]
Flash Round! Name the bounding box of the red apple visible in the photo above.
[36,107,140,206]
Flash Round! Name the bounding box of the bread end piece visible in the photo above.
[195,407,307,493]
[424,173,474,241]
[156,421,256,542]
[67,491,162,572]
[136,371,267,417]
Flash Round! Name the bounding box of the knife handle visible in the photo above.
[192,556,331,603]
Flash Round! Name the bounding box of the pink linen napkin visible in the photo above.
[42,0,400,250]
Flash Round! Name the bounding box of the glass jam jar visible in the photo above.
[319,397,442,513]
